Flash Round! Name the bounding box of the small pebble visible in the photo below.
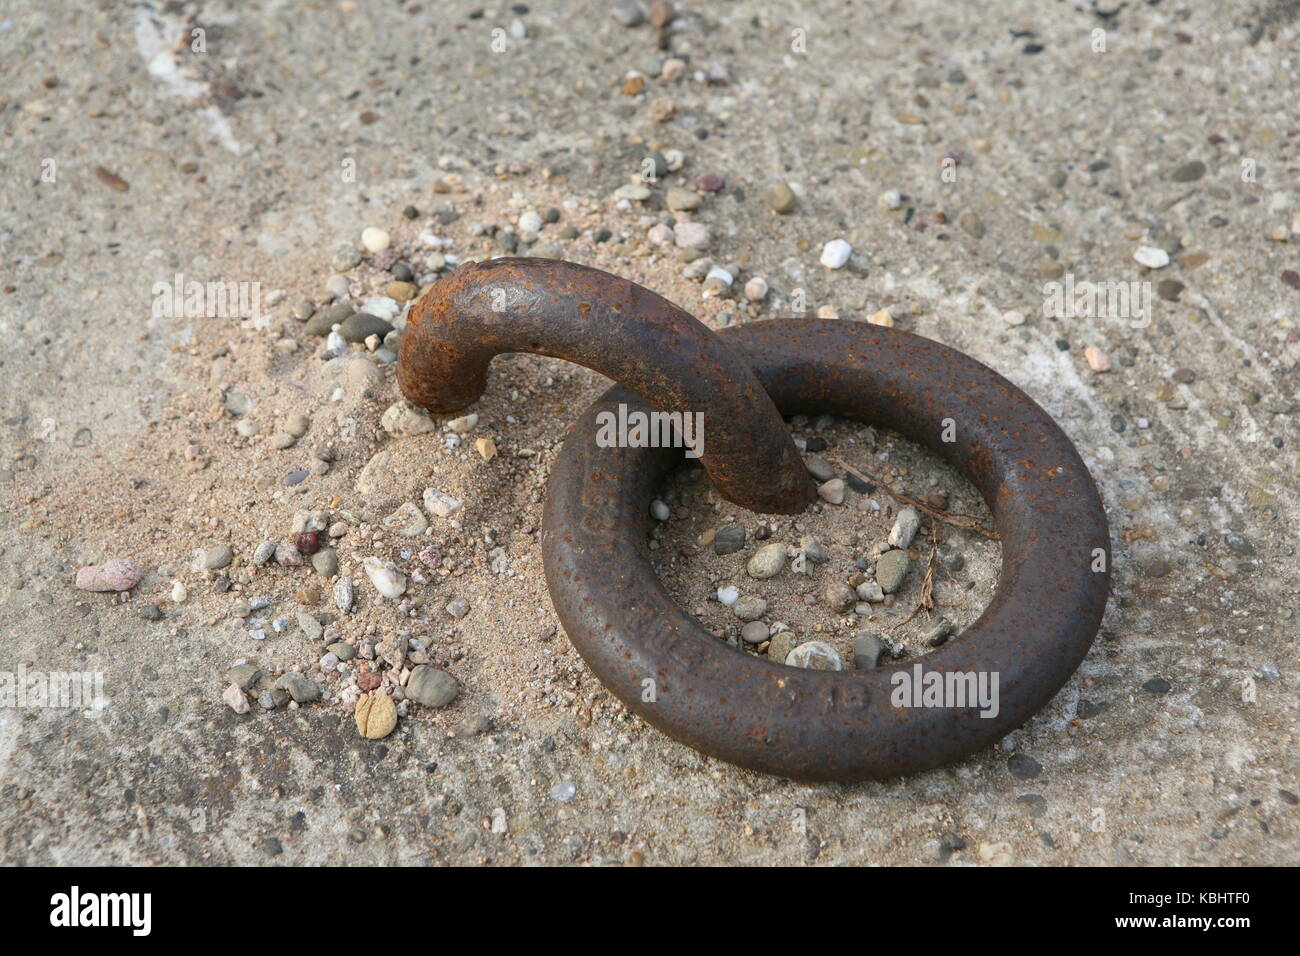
[817,478,846,504]
[1084,346,1111,372]
[74,558,143,592]
[766,182,797,214]
[888,507,922,548]
[355,692,398,739]
[875,549,911,593]
[747,542,786,579]
[361,227,391,253]
[786,641,843,671]
[223,684,250,714]
[1133,246,1170,269]
[853,631,884,669]
[202,544,234,570]
[820,239,851,269]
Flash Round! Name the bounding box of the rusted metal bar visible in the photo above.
[541,319,1111,781]
[398,257,815,514]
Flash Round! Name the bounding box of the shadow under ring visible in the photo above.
[542,319,1111,782]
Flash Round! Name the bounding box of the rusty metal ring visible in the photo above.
[399,258,815,514]
[542,319,1110,781]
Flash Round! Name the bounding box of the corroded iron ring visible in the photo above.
[542,319,1110,782]
[399,258,815,514]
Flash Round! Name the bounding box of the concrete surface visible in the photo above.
[1,0,1297,865]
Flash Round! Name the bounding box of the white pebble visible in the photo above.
[423,489,464,518]
[743,277,768,301]
[674,221,711,250]
[704,266,733,287]
[363,557,408,600]
[717,585,740,606]
[650,499,671,521]
[447,413,478,434]
[820,239,852,269]
[361,227,391,253]
[361,296,400,320]
[1133,246,1170,269]
[786,641,843,670]
[888,507,922,549]
[518,210,543,235]
[170,580,188,603]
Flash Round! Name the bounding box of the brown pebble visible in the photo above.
[94,166,129,192]
[296,531,320,555]
[1157,279,1185,301]
[1146,560,1171,578]
[357,670,381,692]
[297,586,321,607]
[923,492,949,511]
[622,75,645,96]
[649,0,675,27]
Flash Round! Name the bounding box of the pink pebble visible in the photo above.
[75,558,143,592]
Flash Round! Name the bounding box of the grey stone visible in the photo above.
[613,0,646,28]
[731,595,768,621]
[203,544,234,570]
[305,301,353,336]
[740,621,770,645]
[875,549,911,593]
[713,525,746,555]
[1170,160,1206,183]
[920,616,955,647]
[297,612,323,641]
[822,580,857,612]
[311,548,338,577]
[805,455,835,481]
[817,478,846,504]
[226,663,263,691]
[339,312,393,343]
[274,673,321,704]
[406,665,460,708]
[800,536,830,564]
[852,631,884,669]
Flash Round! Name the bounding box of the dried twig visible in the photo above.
[832,456,999,540]
[897,546,937,629]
